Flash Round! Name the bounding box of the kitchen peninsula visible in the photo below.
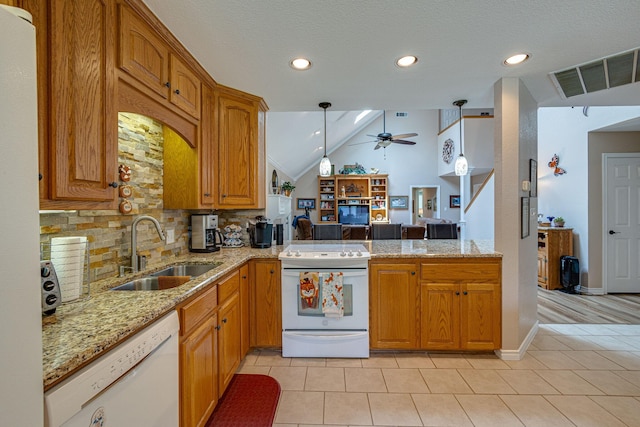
[43,239,501,389]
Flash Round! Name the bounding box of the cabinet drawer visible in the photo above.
[179,285,217,336]
[218,271,240,304]
[421,261,500,282]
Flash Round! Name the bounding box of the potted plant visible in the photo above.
[281,181,295,197]
[553,216,565,227]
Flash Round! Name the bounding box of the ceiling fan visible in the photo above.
[351,111,418,150]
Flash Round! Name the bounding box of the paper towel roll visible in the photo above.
[50,236,87,302]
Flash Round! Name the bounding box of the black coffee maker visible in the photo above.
[248,216,273,248]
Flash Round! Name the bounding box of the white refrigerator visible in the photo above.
[0,5,44,427]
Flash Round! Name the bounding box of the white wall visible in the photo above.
[537,106,640,290]
[464,174,495,240]
[494,78,538,358]
[293,110,459,224]
[438,117,494,177]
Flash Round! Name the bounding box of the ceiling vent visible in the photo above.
[396,112,408,117]
[550,47,639,98]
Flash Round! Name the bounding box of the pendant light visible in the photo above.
[319,102,332,176]
[453,99,468,176]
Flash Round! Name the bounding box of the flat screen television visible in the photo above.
[338,205,369,225]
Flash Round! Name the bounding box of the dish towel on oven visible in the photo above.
[299,272,319,310]
[321,272,344,318]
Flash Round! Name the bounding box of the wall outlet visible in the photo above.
[166,229,175,244]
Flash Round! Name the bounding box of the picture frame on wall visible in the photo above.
[529,159,537,197]
[449,195,460,208]
[521,197,530,238]
[389,196,409,209]
[296,198,316,210]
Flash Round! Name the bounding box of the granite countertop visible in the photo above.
[42,239,500,389]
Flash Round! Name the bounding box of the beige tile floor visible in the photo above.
[237,324,640,426]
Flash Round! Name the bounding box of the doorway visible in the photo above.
[409,185,440,224]
[603,153,640,293]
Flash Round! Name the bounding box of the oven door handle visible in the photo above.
[283,331,367,339]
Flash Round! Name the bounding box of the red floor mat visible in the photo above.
[206,374,281,427]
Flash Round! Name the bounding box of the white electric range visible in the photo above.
[279,244,370,358]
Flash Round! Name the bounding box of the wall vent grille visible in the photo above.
[550,47,639,98]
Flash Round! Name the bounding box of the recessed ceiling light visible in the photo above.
[290,57,312,70]
[396,55,418,67]
[504,53,530,66]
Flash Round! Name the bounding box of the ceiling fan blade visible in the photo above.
[374,143,382,150]
[366,134,379,138]
[391,140,417,145]
[391,133,418,140]
[348,140,378,146]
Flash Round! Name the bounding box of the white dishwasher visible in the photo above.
[44,311,180,427]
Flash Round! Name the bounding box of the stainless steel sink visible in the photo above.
[149,263,220,278]
[112,263,221,291]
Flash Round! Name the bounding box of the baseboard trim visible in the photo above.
[495,321,539,360]
[580,286,605,295]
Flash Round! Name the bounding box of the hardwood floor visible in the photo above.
[538,287,640,324]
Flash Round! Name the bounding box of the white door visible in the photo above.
[604,154,640,293]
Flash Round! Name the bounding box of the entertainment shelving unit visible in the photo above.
[317,174,389,224]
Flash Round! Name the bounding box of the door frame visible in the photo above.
[601,152,640,294]
[409,185,441,223]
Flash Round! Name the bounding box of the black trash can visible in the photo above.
[560,255,579,293]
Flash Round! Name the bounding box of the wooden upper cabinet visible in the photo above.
[118,4,200,120]
[118,5,169,99]
[42,0,118,207]
[199,84,215,206]
[169,54,200,119]
[214,87,265,209]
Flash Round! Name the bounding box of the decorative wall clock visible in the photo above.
[442,138,455,164]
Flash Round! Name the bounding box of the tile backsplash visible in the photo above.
[40,113,265,282]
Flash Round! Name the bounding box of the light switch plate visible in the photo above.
[166,229,175,244]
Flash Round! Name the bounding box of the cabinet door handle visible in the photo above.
[222,318,228,323]
[108,182,118,188]
[204,193,210,197]
[174,89,180,95]
[242,275,247,279]
[411,271,416,275]
[463,291,468,295]
[38,173,43,181]
[270,269,275,274]
[215,325,221,330]
[164,81,170,88]
[455,291,460,296]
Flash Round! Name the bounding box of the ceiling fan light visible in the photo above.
[319,155,331,176]
[455,154,468,176]
[290,57,312,70]
[396,55,418,67]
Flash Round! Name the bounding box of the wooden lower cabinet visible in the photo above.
[250,259,281,347]
[369,257,502,351]
[239,263,250,357]
[369,261,419,349]
[178,282,218,427]
[180,314,218,427]
[178,267,245,427]
[217,291,241,396]
[420,259,502,351]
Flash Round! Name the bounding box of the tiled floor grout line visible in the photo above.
[243,325,640,426]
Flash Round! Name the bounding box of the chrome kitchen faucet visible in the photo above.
[131,215,165,273]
